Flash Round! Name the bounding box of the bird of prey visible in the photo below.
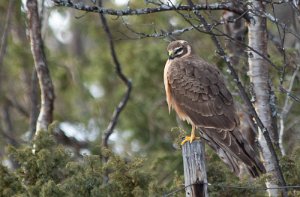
[164,40,266,177]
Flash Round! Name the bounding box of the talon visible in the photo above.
[181,136,190,145]
[190,134,194,143]
[180,135,200,145]
[180,125,199,145]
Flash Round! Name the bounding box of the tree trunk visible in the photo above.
[182,140,208,197]
[247,1,281,196]
[27,0,55,135]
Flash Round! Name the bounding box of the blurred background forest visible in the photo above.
[0,0,300,196]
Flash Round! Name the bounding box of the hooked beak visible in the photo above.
[168,50,175,60]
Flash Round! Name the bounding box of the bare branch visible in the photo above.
[98,0,132,148]
[210,27,281,71]
[123,17,281,76]
[26,0,55,134]
[0,0,14,102]
[1,100,19,147]
[270,3,288,86]
[0,0,14,67]
[279,64,300,155]
[0,0,19,149]
[5,96,30,118]
[279,86,300,102]
[54,128,89,152]
[51,0,250,20]
[123,22,203,39]
[258,9,300,42]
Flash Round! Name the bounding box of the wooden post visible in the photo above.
[182,140,208,197]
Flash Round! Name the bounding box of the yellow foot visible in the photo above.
[181,135,200,145]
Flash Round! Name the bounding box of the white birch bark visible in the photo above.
[247,1,278,196]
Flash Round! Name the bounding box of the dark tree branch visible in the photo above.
[98,0,132,148]
[260,10,300,41]
[0,0,14,67]
[279,85,300,102]
[270,3,288,86]
[51,0,250,20]
[123,16,281,75]
[212,28,281,72]
[0,0,14,100]
[1,101,20,169]
[123,22,204,39]
[186,0,287,192]
[54,128,89,153]
[0,0,19,151]
[279,64,300,155]
[27,0,55,134]
[0,0,20,170]
[6,96,30,118]
[1,100,19,147]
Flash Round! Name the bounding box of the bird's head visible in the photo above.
[167,40,193,60]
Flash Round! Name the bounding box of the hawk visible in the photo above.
[164,40,266,177]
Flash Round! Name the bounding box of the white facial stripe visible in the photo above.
[174,46,183,56]
[174,46,182,51]
[180,45,191,58]
[176,49,184,56]
[187,45,191,54]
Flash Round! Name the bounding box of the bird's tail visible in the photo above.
[199,127,266,178]
[231,128,266,176]
[200,130,241,176]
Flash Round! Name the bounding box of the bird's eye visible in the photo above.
[175,47,183,54]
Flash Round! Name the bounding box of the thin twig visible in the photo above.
[6,96,29,117]
[279,64,300,155]
[123,14,281,74]
[279,86,300,102]
[123,21,203,39]
[98,0,132,148]
[213,28,281,71]
[54,127,89,153]
[260,9,300,42]
[163,183,193,197]
[270,3,288,85]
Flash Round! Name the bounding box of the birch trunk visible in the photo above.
[247,1,278,196]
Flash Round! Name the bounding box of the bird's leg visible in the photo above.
[181,125,200,145]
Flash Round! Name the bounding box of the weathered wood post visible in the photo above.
[182,139,208,197]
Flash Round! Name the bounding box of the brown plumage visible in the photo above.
[164,40,266,177]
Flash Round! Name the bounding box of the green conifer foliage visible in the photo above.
[1,131,166,196]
